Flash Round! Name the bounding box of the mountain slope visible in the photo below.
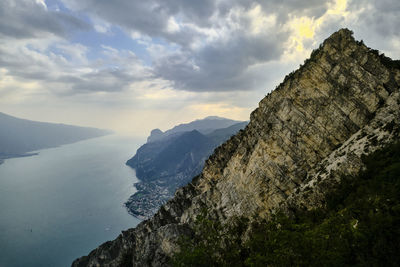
[73,29,400,266]
[173,142,400,265]
[125,122,247,219]
[0,112,110,162]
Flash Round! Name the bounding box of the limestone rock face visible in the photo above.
[72,29,400,267]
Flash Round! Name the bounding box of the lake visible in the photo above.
[0,135,143,267]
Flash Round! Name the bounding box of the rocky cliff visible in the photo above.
[72,29,400,266]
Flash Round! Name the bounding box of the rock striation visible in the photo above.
[72,29,400,266]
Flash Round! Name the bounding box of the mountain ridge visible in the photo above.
[73,28,400,266]
[125,121,247,219]
[0,112,110,163]
[147,116,243,143]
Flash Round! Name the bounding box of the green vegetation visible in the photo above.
[172,210,248,267]
[172,142,400,266]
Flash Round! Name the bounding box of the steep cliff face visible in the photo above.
[73,29,400,266]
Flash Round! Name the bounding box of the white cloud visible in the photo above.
[35,0,47,10]
[167,17,181,33]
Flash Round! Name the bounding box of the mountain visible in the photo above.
[147,116,242,143]
[0,112,110,163]
[125,121,247,219]
[73,29,400,266]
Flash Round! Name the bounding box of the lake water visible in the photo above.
[0,135,143,267]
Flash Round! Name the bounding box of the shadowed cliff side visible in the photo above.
[125,122,247,219]
[72,28,400,266]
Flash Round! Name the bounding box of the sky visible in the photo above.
[0,0,399,137]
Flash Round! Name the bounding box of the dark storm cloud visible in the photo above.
[153,31,289,91]
[347,0,400,38]
[0,0,90,39]
[63,0,328,47]
[66,72,134,93]
[66,66,152,94]
[62,0,214,47]
[221,0,329,22]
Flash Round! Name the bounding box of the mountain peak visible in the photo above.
[321,27,358,52]
[147,128,164,142]
[147,116,244,143]
[327,27,354,41]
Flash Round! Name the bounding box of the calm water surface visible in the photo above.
[0,135,143,267]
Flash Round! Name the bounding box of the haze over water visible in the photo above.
[0,135,142,267]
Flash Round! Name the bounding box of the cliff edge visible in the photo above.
[72,28,400,266]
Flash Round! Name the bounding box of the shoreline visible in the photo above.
[0,134,112,166]
[125,180,172,220]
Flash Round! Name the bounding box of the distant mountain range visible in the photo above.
[0,112,110,164]
[147,116,243,143]
[125,116,248,219]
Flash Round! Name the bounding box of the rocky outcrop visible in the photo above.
[72,29,400,266]
[147,129,164,143]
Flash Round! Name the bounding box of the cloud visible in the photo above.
[152,31,288,92]
[346,0,400,39]
[61,0,217,39]
[0,0,90,39]
[4,0,398,96]
[58,0,336,93]
[0,0,341,96]
[0,37,151,96]
[0,0,151,101]
[224,0,329,23]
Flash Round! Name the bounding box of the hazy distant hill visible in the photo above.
[125,119,247,218]
[147,116,242,142]
[127,120,247,186]
[0,112,110,162]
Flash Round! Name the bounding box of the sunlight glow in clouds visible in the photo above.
[0,0,398,136]
[288,0,349,53]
